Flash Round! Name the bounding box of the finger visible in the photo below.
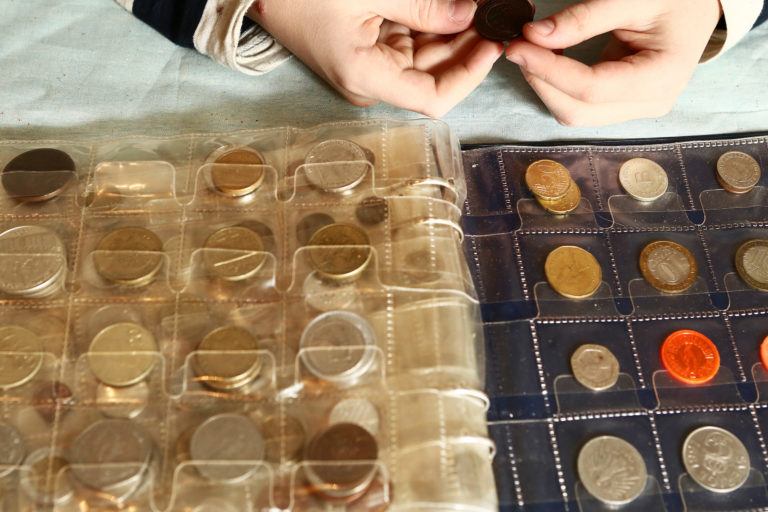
[415,29,501,73]
[375,0,477,34]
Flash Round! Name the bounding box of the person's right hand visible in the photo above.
[249,0,504,117]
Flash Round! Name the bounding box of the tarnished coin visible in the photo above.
[578,436,647,506]
[0,325,44,390]
[329,398,381,436]
[304,140,369,194]
[296,213,335,246]
[33,380,74,423]
[716,151,761,194]
[0,225,66,298]
[2,148,76,202]
[474,0,535,41]
[20,448,74,506]
[0,422,26,479]
[261,414,306,462]
[544,246,602,299]
[96,381,149,419]
[303,272,358,312]
[193,326,261,391]
[308,224,372,282]
[639,241,698,294]
[88,323,158,387]
[202,226,266,282]
[661,330,720,385]
[355,196,388,226]
[618,158,669,201]
[570,344,620,391]
[538,179,582,215]
[190,413,265,483]
[682,426,750,493]
[208,146,266,197]
[93,227,163,287]
[735,239,768,292]
[525,160,572,200]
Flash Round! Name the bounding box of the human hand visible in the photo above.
[248,0,504,117]
[505,0,723,126]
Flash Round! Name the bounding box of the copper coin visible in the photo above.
[660,330,720,385]
[525,159,572,200]
[92,227,164,287]
[209,147,266,197]
[538,179,581,215]
[296,213,335,246]
[193,326,262,391]
[202,226,266,282]
[355,197,388,226]
[32,380,73,423]
[761,336,768,372]
[475,0,535,41]
[639,241,698,294]
[308,224,372,282]
[2,148,76,202]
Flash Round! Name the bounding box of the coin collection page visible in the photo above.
[0,120,497,511]
[462,135,768,511]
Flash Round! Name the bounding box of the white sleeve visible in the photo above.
[702,0,764,61]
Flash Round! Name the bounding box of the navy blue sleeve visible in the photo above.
[755,0,768,27]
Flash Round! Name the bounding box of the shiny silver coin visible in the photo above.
[304,140,369,193]
[329,398,380,436]
[577,436,647,506]
[20,448,74,506]
[0,325,44,390]
[0,225,66,297]
[96,381,150,419]
[618,158,669,202]
[570,344,620,391]
[302,272,357,312]
[190,413,265,483]
[0,422,26,479]
[682,426,750,493]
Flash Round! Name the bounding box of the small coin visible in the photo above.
[760,336,768,371]
[0,225,66,298]
[296,213,335,246]
[303,272,358,312]
[525,160,572,200]
[32,380,74,423]
[618,158,669,201]
[2,148,76,202]
[202,226,266,282]
[544,246,602,299]
[209,146,266,197]
[308,224,372,282]
[735,239,768,292]
[0,325,44,390]
[661,330,720,385]
[355,197,388,226]
[261,414,306,463]
[538,179,582,215]
[93,226,164,287]
[194,326,261,391]
[577,436,647,506]
[474,0,535,41]
[304,140,369,194]
[329,398,381,436]
[96,381,149,419]
[570,344,620,391]
[682,426,750,493]
[190,413,265,483]
[20,448,74,506]
[88,323,158,387]
[639,241,698,294]
[716,151,761,194]
[0,422,26,479]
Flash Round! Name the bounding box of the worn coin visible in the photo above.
[474,0,535,41]
[538,179,582,215]
[618,158,669,201]
[2,148,76,202]
[261,414,306,462]
[308,224,372,282]
[93,227,163,287]
[32,380,74,423]
[355,196,388,226]
[0,225,67,298]
[296,213,336,246]
[0,422,26,479]
[0,325,44,390]
[661,330,720,385]
[209,146,266,197]
[716,151,761,194]
[544,246,602,299]
[194,326,262,391]
[577,436,647,506]
[303,272,358,312]
[525,160,572,200]
[639,241,698,294]
[202,226,266,282]
[96,381,149,419]
[20,448,74,506]
[329,398,381,436]
[304,140,369,194]
[735,239,768,291]
[88,323,158,387]
[570,344,620,391]
[682,426,750,493]
[190,413,265,483]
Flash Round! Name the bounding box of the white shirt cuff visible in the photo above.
[703,0,763,61]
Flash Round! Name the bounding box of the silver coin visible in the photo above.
[618,158,669,201]
[96,381,149,419]
[329,398,380,435]
[304,140,369,193]
[0,422,26,479]
[0,325,44,390]
[0,226,66,297]
[577,436,647,506]
[571,344,620,391]
[190,413,265,483]
[717,151,761,192]
[20,448,74,506]
[303,272,358,312]
[682,426,750,493]
[299,311,377,385]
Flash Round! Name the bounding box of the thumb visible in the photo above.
[377,0,478,34]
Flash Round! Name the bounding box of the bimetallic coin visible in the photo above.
[304,140,369,194]
[96,381,149,419]
[0,325,44,390]
[618,158,669,201]
[329,398,381,436]
[308,224,372,282]
[538,179,582,215]
[193,326,261,391]
[93,227,163,287]
[296,213,336,246]
[32,380,74,423]
[208,146,266,198]
[303,272,358,312]
[190,413,265,483]
[261,414,306,462]
[474,0,535,41]
[639,241,698,294]
[661,330,720,385]
[88,323,158,387]
[0,422,26,479]
[577,436,647,506]
[570,344,620,391]
[525,160,572,200]
[735,240,768,292]
[717,151,761,194]
[544,246,602,299]
[20,448,74,506]
[355,197,388,226]
[0,225,66,298]
[682,426,750,493]
[2,148,75,202]
[202,226,266,282]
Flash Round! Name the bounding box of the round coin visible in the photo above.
[618,158,669,201]
[304,140,369,194]
[190,413,265,483]
[88,323,158,387]
[735,239,768,292]
[96,381,149,419]
[261,414,306,462]
[308,224,372,282]
[760,336,768,371]
[0,422,26,479]
[538,179,582,215]
[544,246,602,299]
[639,241,698,294]
[716,151,761,194]
[0,225,66,298]
[577,436,647,506]
[303,272,358,312]
[0,325,44,390]
[296,213,335,246]
[525,160,572,200]
[209,146,266,197]
[474,0,535,41]
[92,227,164,287]
[660,330,720,385]
[355,196,388,226]
[20,448,74,506]
[682,426,750,493]
[193,326,261,391]
[570,344,620,391]
[2,148,76,202]
[202,226,266,282]
[329,398,381,436]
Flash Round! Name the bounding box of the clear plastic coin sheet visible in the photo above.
[0,120,495,511]
[462,135,768,511]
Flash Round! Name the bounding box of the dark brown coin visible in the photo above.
[32,381,74,423]
[475,0,536,41]
[296,213,335,246]
[355,197,388,226]
[2,148,76,202]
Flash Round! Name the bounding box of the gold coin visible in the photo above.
[209,147,266,198]
[307,224,372,282]
[202,226,266,282]
[544,246,602,299]
[639,241,698,294]
[525,160,572,200]
[88,323,158,387]
[538,179,581,215]
[0,325,44,390]
[735,239,768,292]
[716,151,761,194]
[193,326,262,391]
[92,227,163,287]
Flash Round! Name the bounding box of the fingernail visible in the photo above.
[529,18,555,36]
[506,53,526,68]
[449,0,477,23]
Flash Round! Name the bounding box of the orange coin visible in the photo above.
[760,336,768,371]
[660,330,720,385]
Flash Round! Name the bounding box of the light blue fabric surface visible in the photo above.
[0,0,766,143]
